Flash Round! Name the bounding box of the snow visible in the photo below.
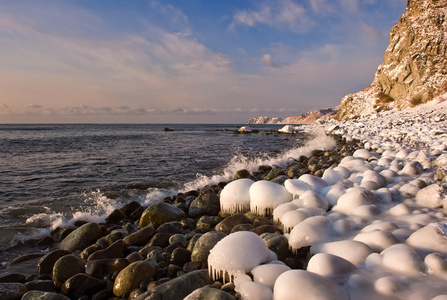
[220,178,254,214]
[207,101,447,299]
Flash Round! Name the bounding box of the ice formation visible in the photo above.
[220,178,254,214]
[273,270,349,300]
[283,179,312,198]
[208,231,270,282]
[251,263,291,289]
[288,215,332,252]
[249,180,292,216]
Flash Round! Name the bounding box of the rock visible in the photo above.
[22,290,71,300]
[87,239,125,261]
[60,222,103,251]
[0,273,25,283]
[61,273,105,298]
[86,258,130,279]
[234,169,251,179]
[126,252,144,263]
[191,231,227,262]
[135,269,213,300]
[120,201,142,217]
[105,209,128,223]
[52,255,85,288]
[261,233,291,261]
[113,261,156,297]
[338,0,447,119]
[170,248,191,267]
[123,225,156,247]
[250,224,282,235]
[158,221,183,234]
[215,213,252,234]
[24,280,58,293]
[0,282,27,300]
[401,161,424,176]
[188,193,220,218]
[139,202,187,228]
[184,286,236,300]
[146,233,172,248]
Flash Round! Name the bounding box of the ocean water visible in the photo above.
[0,123,331,262]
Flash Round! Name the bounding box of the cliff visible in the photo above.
[246,116,283,124]
[338,0,447,120]
[246,106,340,124]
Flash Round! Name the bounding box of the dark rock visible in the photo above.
[135,269,213,300]
[264,168,285,181]
[88,239,125,261]
[97,229,127,248]
[0,282,27,300]
[60,222,103,251]
[105,209,128,224]
[52,255,85,288]
[311,149,325,157]
[126,252,144,263]
[139,202,187,229]
[36,236,56,247]
[22,290,71,300]
[188,193,220,218]
[113,261,156,297]
[0,273,25,283]
[165,241,184,254]
[234,169,251,179]
[167,264,183,277]
[24,279,58,292]
[261,233,292,261]
[158,221,183,234]
[61,273,105,298]
[271,175,289,185]
[191,231,226,262]
[130,206,145,220]
[86,258,130,279]
[250,225,282,235]
[183,261,204,273]
[215,214,252,234]
[120,201,142,217]
[170,248,191,267]
[196,216,222,229]
[123,225,156,247]
[146,233,172,248]
[253,216,272,227]
[184,286,236,300]
[230,223,254,233]
[80,244,103,260]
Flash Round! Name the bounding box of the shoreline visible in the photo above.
[1,102,447,299]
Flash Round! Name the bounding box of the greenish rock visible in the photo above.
[52,255,84,288]
[230,223,254,233]
[191,231,226,262]
[186,233,203,252]
[38,249,72,275]
[22,290,71,300]
[139,202,187,228]
[188,193,220,218]
[87,239,125,261]
[0,282,27,300]
[234,169,250,179]
[113,260,156,297]
[264,168,285,181]
[184,286,236,300]
[135,269,213,300]
[196,215,222,228]
[60,222,103,251]
[261,232,291,261]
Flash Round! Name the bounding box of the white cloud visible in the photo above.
[261,54,274,67]
[231,0,311,32]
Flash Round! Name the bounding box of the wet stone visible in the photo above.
[146,233,172,248]
[24,279,58,293]
[261,232,292,261]
[120,201,142,217]
[169,234,187,247]
[123,225,155,247]
[196,215,222,229]
[188,193,221,218]
[0,273,25,283]
[38,250,72,276]
[191,231,227,262]
[215,213,252,234]
[52,255,85,288]
[0,282,27,300]
[22,290,71,300]
[234,169,251,179]
[249,224,282,235]
[184,286,236,300]
[85,258,130,279]
[158,221,183,234]
[113,261,156,297]
[105,209,128,224]
[230,223,254,233]
[87,239,125,261]
[60,222,103,251]
[139,201,187,229]
[61,273,105,298]
[170,248,191,267]
[126,252,144,263]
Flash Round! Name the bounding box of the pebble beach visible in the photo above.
[1,100,447,300]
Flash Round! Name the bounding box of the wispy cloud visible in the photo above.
[230,0,312,32]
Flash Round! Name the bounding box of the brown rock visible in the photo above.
[113,261,156,297]
[38,249,72,275]
[215,213,252,234]
[87,239,125,261]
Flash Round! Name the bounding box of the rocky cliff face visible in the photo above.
[338,0,447,120]
[246,116,283,124]
[245,106,340,124]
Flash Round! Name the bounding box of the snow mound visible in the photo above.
[249,180,292,216]
[220,178,254,214]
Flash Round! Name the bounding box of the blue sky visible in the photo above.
[0,0,406,123]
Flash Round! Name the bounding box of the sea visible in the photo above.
[0,123,332,264]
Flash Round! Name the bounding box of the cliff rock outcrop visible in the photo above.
[246,116,283,124]
[338,0,447,120]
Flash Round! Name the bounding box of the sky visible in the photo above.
[0,0,406,124]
